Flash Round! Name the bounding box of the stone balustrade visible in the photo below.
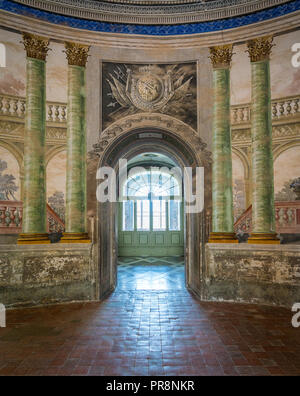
[0,200,65,234]
[47,101,67,123]
[231,95,300,125]
[0,94,67,123]
[234,201,300,235]
[0,201,23,234]
[1,93,299,128]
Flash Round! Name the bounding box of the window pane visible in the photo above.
[124,170,180,199]
[169,200,181,231]
[153,200,166,231]
[137,200,150,231]
[122,200,134,231]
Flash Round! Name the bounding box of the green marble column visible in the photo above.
[18,34,50,245]
[60,42,90,243]
[208,45,237,243]
[247,36,279,244]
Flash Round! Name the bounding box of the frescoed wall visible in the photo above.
[232,152,246,221]
[274,146,300,201]
[0,29,67,102]
[231,30,300,105]
[0,27,300,223]
[0,145,20,200]
[46,150,66,221]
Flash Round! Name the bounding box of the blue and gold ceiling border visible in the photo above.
[0,0,299,36]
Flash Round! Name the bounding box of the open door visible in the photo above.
[98,201,118,299]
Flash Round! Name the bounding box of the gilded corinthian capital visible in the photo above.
[246,36,274,62]
[209,45,234,69]
[64,42,90,67]
[22,33,50,61]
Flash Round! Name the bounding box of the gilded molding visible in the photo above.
[64,42,90,67]
[21,33,50,61]
[246,36,275,62]
[209,45,234,69]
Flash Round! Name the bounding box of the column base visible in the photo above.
[248,233,280,245]
[60,232,91,244]
[17,233,50,245]
[208,232,238,244]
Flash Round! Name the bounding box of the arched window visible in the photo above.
[122,169,182,232]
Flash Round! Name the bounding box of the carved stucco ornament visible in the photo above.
[90,114,212,166]
[246,36,274,62]
[22,33,50,61]
[64,42,90,67]
[209,44,234,69]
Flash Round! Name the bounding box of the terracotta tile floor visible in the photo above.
[0,257,299,376]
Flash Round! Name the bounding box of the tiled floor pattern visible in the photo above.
[117,257,185,290]
[0,257,299,376]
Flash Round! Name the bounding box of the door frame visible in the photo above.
[87,115,212,300]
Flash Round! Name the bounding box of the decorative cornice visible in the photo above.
[64,42,90,67]
[21,32,50,61]
[246,35,275,62]
[1,0,299,35]
[209,45,234,69]
[10,0,294,26]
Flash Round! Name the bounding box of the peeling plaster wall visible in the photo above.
[0,244,95,307]
[205,244,300,308]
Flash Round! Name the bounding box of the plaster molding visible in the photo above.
[90,113,212,166]
[11,0,293,25]
[0,8,299,49]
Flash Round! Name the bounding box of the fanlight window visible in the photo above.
[124,169,180,200]
[122,170,181,232]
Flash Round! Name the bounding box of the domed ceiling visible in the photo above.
[7,0,294,24]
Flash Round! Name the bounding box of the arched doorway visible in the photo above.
[87,115,212,300]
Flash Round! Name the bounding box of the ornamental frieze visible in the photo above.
[273,124,300,138]
[232,123,300,143]
[0,121,24,135]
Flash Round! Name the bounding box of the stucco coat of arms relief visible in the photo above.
[104,64,195,124]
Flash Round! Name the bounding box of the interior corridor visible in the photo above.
[0,257,299,376]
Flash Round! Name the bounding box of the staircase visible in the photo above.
[0,200,65,234]
[234,201,300,235]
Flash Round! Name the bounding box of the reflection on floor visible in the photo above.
[117,257,185,290]
[0,257,300,376]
